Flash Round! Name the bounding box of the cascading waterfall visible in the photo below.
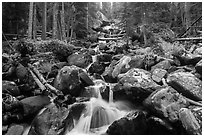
[67,81,129,134]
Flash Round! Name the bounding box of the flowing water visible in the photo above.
[66,82,130,134]
[25,80,130,135]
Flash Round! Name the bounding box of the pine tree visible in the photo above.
[28,2,34,39]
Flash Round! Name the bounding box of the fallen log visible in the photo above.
[28,68,46,91]
[174,37,202,41]
[28,64,63,96]
[98,37,122,41]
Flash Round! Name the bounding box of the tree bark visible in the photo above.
[33,2,37,40]
[52,2,58,39]
[28,2,34,39]
[42,2,47,40]
[61,2,66,40]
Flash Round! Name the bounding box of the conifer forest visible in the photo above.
[2,2,202,135]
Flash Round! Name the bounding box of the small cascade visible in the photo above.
[108,84,113,103]
[66,80,129,134]
[67,98,127,134]
[85,55,97,72]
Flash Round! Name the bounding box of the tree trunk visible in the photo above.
[52,2,58,39]
[184,2,191,35]
[28,2,34,39]
[33,2,37,40]
[66,3,71,42]
[42,2,47,40]
[61,2,66,40]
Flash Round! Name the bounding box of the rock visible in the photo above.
[144,86,188,122]
[2,81,20,96]
[112,56,132,78]
[28,103,69,135]
[113,68,161,102]
[188,106,202,130]
[106,110,147,135]
[195,60,202,75]
[20,95,50,117]
[173,53,201,66]
[79,71,94,86]
[179,108,201,135]
[88,62,106,75]
[96,53,112,63]
[102,60,118,83]
[151,60,172,71]
[6,124,25,135]
[167,71,202,101]
[151,68,167,83]
[193,47,202,55]
[54,65,83,96]
[48,62,68,78]
[67,53,92,69]
[16,63,28,80]
[147,116,177,135]
[126,55,144,69]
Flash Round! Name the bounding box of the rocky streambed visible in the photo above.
[2,38,202,135]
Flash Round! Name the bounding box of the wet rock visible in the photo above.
[167,71,202,101]
[102,60,118,83]
[147,116,177,135]
[193,47,202,55]
[151,68,167,84]
[112,56,132,78]
[48,62,68,78]
[195,60,202,75]
[96,53,112,63]
[188,106,202,130]
[88,62,106,75]
[106,110,147,135]
[16,63,28,80]
[20,95,50,117]
[2,81,20,96]
[28,103,69,135]
[67,53,92,69]
[173,53,201,66]
[151,60,172,71]
[113,68,161,102]
[6,124,28,135]
[126,55,144,69]
[144,86,188,122]
[179,108,201,135]
[54,66,84,96]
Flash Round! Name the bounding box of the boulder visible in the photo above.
[151,60,172,71]
[88,62,106,75]
[178,108,201,135]
[193,47,202,55]
[173,53,201,66]
[16,63,28,80]
[54,65,93,96]
[6,124,26,135]
[195,60,202,75]
[20,95,50,117]
[96,53,112,63]
[67,53,92,69]
[167,71,202,101]
[147,116,177,135]
[113,68,161,102]
[151,68,167,83]
[144,86,188,122]
[106,110,147,135]
[28,103,69,135]
[2,81,20,96]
